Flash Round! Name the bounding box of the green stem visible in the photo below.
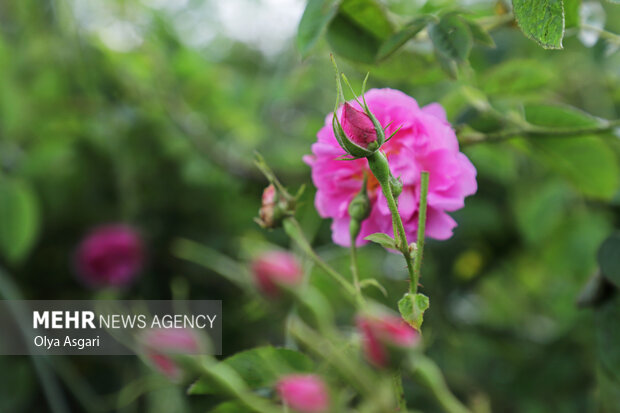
[393,370,407,411]
[283,217,358,300]
[410,357,471,413]
[367,152,415,287]
[350,232,363,298]
[412,172,429,294]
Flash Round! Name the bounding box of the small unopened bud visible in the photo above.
[389,175,403,199]
[251,251,303,297]
[256,184,296,229]
[349,176,371,240]
[140,328,201,382]
[356,312,420,369]
[276,374,329,413]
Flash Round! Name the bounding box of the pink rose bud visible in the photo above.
[257,184,278,228]
[276,374,329,413]
[75,224,143,287]
[140,328,200,381]
[251,251,303,297]
[341,102,378,149]
[356,313,420,368]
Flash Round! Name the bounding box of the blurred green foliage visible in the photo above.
[0,0,619,412]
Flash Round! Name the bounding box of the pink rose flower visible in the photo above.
[251,251,303,296]
[140,328,200,381]
[276,374,329,413]
[304,88,477,246]
[75,224,143,287]
[356,313,420,368]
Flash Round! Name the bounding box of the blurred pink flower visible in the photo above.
[140,328,200,381]
[276,374,329,413]
[356,313,420,368]
[75,224,143,287]
[304,88,477,246]
[251,251,303,297]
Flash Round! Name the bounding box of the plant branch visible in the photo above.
[367,151,416,287]
[412,171,429,294]
[459,119,620,146]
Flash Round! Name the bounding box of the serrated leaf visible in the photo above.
[429,14,473,63]
[297,0,341,58]
[188,347,314,395]
[464,19,495,47]
[598,233,620,288]
[377,16,436,61]
[359,278,388,297]
[0,179,40,263]
[512,0,564,49]
[398,293,429,331]
[364,233,397,249]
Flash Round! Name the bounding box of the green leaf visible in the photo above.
[596,295,620,384]
[326,14,382,63]
[524,104,603,128]
[297,0,341,58]
[188,347,314,395]
[532,136,619,200]
[512,0,564,49]
[364,233,397,249]
[398,293,429,331]
[428,14,473,63]
[338,0,394,40]
[434,50,458,79]
[377,16,436,61]
[0,179,40,264]
[598,233,620,288]
[464,19,495,47]
[359,278,388,297]
[524,104,619,200]
[481,59,555,96]
[325,0,394,63]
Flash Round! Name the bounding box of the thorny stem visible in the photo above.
[393,370,407,411]
[367,151,415,288]
[412,172,429,294]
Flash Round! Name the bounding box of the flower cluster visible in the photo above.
[304,88,477,246]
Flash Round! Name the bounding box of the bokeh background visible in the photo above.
[0,0,619,412]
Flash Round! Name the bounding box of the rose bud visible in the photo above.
[332,101,385,159]
[251,251,303,297]
[75,224,143,288]
[356,313,420,369]
[257,184,281,228]
[276,374,329,413]
[140,328,200,382]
